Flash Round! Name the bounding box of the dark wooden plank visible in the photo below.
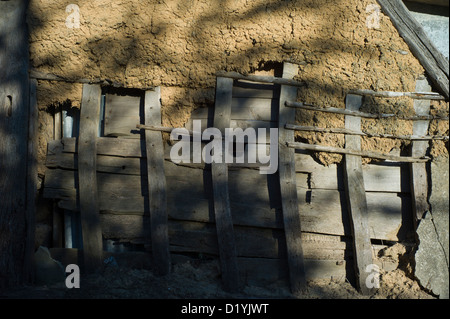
[344,94,374,295]
[78,84,103,272]
[104,94,142,138]
[144,87,170,275]
[278,62,307,293]
[377,0,449,99]
[24,78,38,282]
[212,76,241,292]
[410,78,431,226]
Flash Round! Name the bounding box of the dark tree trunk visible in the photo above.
[0,0,31,288]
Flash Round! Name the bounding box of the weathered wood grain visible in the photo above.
[104,93,142,138]
[78,84,103,271]
[344,94,374,295]
[377,0,449,99]
[278,62,306,293]
[144,88,170,275]
[410,78,431,226]
[212,76,240,292]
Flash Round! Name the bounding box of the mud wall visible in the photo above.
[28,0,448,174]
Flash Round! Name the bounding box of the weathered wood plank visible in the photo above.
[298,189,410,241]
[308,163,409,193]
[288,141,429,163]
[286,101,447,121]
[25,78,38,282]
[278,62,306,293]
[78,84,103,271]
[232,80,280,99]
[43,166,409,241]
[216,71,306,88]
[144,87,170,275]
[231,98,278,121]
[212,76,240,292]
[377,0,449,99]
[410,78,431,226]
[104,94,142,138]
[344,94,374,295]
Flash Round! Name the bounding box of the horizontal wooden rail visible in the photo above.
[348,89,445,100]
[30,69,155,90]
[287,141,430,163]
[216,71,306,88]
[285,123,449,141]
[285,101,449,121]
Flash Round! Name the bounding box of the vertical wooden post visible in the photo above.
[278,62,306,294]
[212,77,240,292]
[78,84,103,272]
[344,94,374,295]
[410,78,431,228]
[24,79,38,283]
[52,103,63,248]
[145,87,170,275]
[0,0,30,287]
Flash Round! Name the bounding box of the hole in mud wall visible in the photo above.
[5,95,12,117]
[253,60,283,77]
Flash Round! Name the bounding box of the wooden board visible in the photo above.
[231,97,278,121]
[211,76,240,292]
[104,93,142,138]
[410,78,431,225]
[144,88,170,275]
[278,62,306,293]
[232,80,280,99]
[78,84,103,271]
[377,0,449,99]
[308,163,409,193]
[344,94,374,295]
[25,78,39,282]
[43,165,408,241]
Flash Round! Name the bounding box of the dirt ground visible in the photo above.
[1,244,435,300]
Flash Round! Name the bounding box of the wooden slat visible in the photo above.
[278,62,306,293]
[144,87,170,275]
[308,163,409,193]
[78,84,103,271]
[286,101,448,121]
[211,76,240,292]
[43,168,408,241]
[377,0,449,99]
[231,97,278,121]
[410,78,431,226]
[104,94,142,138]
[216,71,306,88]
[344,94,374,295]
[287,141,429,163]
[232,80,279,99]
[25,79,38,282]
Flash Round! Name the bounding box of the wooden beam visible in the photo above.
[78,84,103,272]
[344,94,374,295]
[410,78,432,226]
[348,89,445,100]
[377,0,449,99]
[287,141,429,163]
[144,88,171,275]
[278,62,307,294]
[211,76,241,292]
[285,101,448,121]
[285,123,448,140]
[216,70,306,88]
[24,78,38,282]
